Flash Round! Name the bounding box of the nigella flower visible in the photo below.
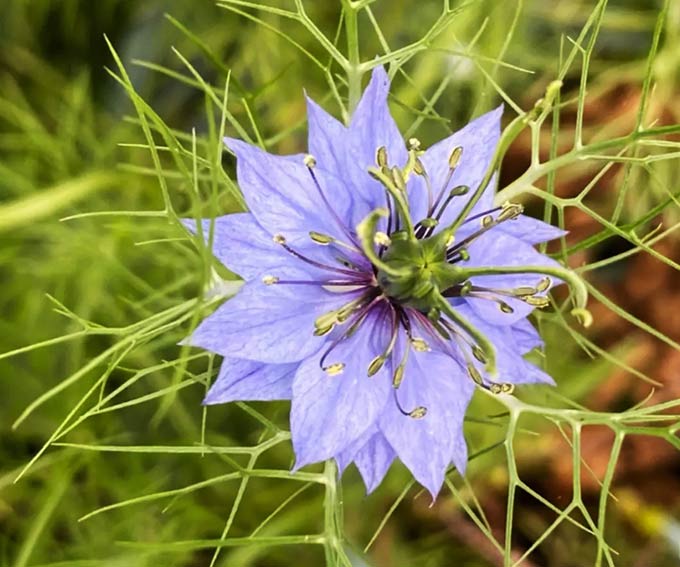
[183,67,573,498]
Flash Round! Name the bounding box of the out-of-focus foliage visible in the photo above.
[2,1,680,566]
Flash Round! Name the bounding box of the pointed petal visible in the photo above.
[380,347,474,499]
[185,271,358,363]
[498,215,567,245]
[291,307,393,468]
[306,96,380,223]
[349,66,408,176]
[463,230,562,325]
[204,358,297,404]
[224,138,355,246]
[353,431,396,494]
[182,213,285,281]
[409,106,503,224]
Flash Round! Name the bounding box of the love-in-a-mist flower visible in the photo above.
[184,67,582,498]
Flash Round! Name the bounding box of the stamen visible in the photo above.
[446,202,524,261]
[262,275,279,285]
[367,307,399,377]
[429,146,463,216]
[393,387,427,420]
[304,158,360,246]
[309,231,333,245]
[273,234,364,277]
[489,382,515,395]
[466,363,484,386]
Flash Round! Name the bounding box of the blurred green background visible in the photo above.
[2,1,680,566]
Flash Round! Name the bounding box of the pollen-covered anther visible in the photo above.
[498,202,524,222]
[324,362,345,376]
[411,338,430,352]
[273,234,287,245]
[262,275,279,285]
[408,137,421,150]
[481,215,494,228]
[522,295,551,308]
[408,406,428,419]
[313,324,334,337]
[445,233,455,247]
[374,231,391,247]
[303,154,317,168]
[391,166,406,192]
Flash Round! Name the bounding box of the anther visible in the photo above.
[467,363,484,386]
[315,311,338,329]
[472,345,487,364]
[413,158,425,176]
[367,356,386,377]
[303,154,317,168]
[374,231,391,247]
[408,137,421,150]
[445,233,455,247]
[411,338,430,352]
[324,362,345,376]
[262,275,279,285]
[513,286,537,297]
[391,166,406,192]
[459,280,472,296]
[313,324,334,337]
[522,295,550,308]
[481,215,494,228]
[273,234,286,245]
[392,365,405,388]
[536,277,552,292]
[498,301,514,314]
[408,406,427,419]
[497,202,524,222]
[376,146,388,168]
[458,248,470,261]
[309,231,334,245]
[448,146,463,169]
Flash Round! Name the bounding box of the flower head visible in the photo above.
[184,67,569,498]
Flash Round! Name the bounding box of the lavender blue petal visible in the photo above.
[291,309,393,469]
[204,358,297,404]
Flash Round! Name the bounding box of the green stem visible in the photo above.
[342,0,361,119]
[323,460,349,566]
[460,264,592,327]
[356,208,410,277]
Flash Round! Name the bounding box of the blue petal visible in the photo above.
[185,271,358,363]
[510,318,544,353]
[454,303,555,386]
[463,230,562,325]
[306,96,382,224]
[182,213,286,281]
[224,138,355,247]
[379,346,474,499]
[349,67,408,172]
[290,308,393,468]
[498,215,567,245]
[353,431,396,494]
[336,426,396,494]
[408,106,503,226]
[204,358,297,404]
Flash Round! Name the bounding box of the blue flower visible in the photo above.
[184,67,568,498]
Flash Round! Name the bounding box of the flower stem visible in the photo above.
[342,0,361,119]
[323,459,350,566]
